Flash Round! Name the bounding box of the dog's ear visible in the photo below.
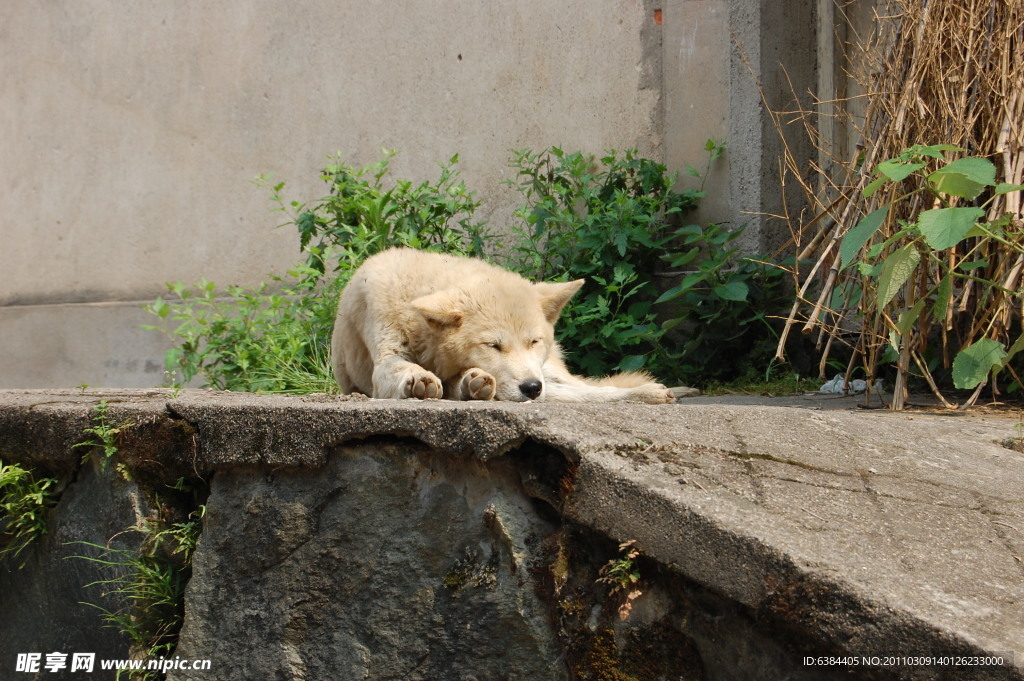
[534,279,584,323]
[411,289,464,328]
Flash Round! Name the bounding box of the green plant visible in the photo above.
[285,150,490,274]
[795,144,1024,408]
[702,362,808,397]
[0,460,58,567]
[656,222,791,385]
[151,145,787,393]
[73,400,133,469]
[147,264,343,393]
[71,505,205,680]
[505,143,790,386]
[147,152,491,393]
[596,539,642,621]
[505,147,700,377]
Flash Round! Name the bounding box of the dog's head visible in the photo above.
[411,278,583,401]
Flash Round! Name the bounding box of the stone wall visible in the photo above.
[2,391,1021,680]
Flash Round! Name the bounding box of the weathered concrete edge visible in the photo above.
[566,450,1023,679]
[1,389,1021,679]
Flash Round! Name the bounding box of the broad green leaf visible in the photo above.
[917,207,985,250]
[840,206,889,268]
[952,338,1007,389]
[936,157,996,184]
[877,160,925,182]
[995,183,1024,195]
[713,281,749,302]
[876,244,920,310]
[957,260,989,271]
[928,158,995,199]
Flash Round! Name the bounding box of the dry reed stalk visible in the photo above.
[773,0,1024,409]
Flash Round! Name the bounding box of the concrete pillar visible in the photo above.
[665,0,819,255]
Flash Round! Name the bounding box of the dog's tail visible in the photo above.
[578,370,658,388]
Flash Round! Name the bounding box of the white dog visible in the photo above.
[331,248,673,403]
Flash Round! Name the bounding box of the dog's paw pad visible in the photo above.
[463,369,496,400]
[406,373,443,399]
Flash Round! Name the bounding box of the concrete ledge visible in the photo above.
[1,389,1021,679]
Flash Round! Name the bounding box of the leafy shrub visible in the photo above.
[149,145,790,392]
[808,144,1024,408]
[656,223,790,385]
[505,144,789,385]
[147,152,489,392]
[504,147,698,376]
[148,267,341,393]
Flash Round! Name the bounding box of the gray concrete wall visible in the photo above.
[1,0,824,388]
[665,0,818,255]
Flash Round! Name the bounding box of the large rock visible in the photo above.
[170,440,564,680]
[1,389,1021,680]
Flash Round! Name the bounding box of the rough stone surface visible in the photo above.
[170,440,565,681]
[1,389,1021,680]
[1,459,151,667]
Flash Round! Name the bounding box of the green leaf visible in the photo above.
[654,271,705,304]
[933,273,952,322]
[862,174,887,198]
[613,230,628,257]
[904,143,962,160]
[876,244,920,310]
[928,158,995,199]
[840,206,889,268]
[952,338,1007,389]
[1004,333,1024,364]
[917,207,985,250]
[713,281,749,302]
[995,183,1024,195]
[857,262,879,277]
[877,160,925,182]
[957,260,989,271]
[619,355,647,372]
[151,297,169,319]
[895,299,927,337]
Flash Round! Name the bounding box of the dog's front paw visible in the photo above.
[629,382,675,404]
[405,371,443,399]
[460,368,496,400]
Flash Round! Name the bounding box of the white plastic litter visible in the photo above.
[818,374,883,395]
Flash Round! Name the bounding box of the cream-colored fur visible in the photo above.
[330,248,674,403]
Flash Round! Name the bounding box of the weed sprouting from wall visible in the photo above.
[0,460,58,567]
[69,503,205,681]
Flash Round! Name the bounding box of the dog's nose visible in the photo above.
[519,379,543,400]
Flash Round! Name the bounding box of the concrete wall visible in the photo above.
[1,0,825,388]
[664,0,818,255]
